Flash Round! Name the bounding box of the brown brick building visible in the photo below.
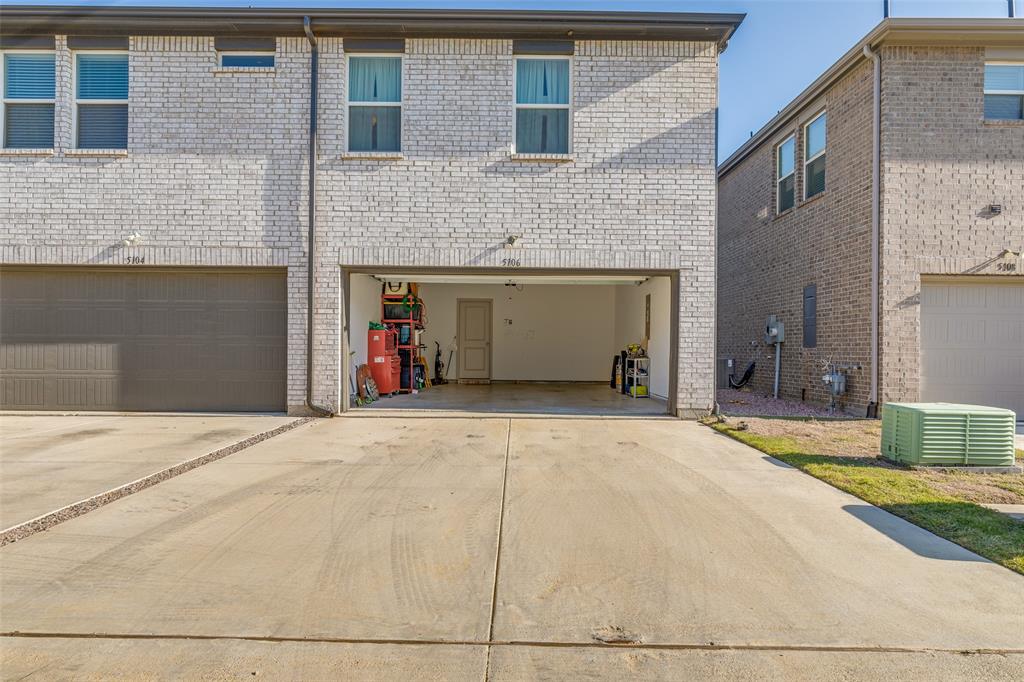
[717,18,1024,417]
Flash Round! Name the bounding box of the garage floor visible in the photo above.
[0,415,294,530]
[2,417,1022,680]
[360,382,669,417]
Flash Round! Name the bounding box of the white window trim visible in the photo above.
[344,52,404,155]
[803,110,826,201]
[73,50,129,151]
[217,51,276,69]
[775,134,795,215]
[1,49,57,150]
[512,54,573,155]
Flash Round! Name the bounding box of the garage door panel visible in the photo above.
[0,268,286,412]
[920,279,1024,416]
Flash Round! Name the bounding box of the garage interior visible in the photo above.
[345,272,673,416]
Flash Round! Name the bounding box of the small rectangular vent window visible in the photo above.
[221,53,275,68]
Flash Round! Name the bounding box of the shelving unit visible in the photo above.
[382,293,426,393]
[625,356,650,399]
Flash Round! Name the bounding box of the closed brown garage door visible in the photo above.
[0,267,286,412]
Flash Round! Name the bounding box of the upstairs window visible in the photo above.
[984,63,1024,120]
[347,55,402,153]
[3,52,55,149]
[514,57,570,154]
[75,52,129,149]
[776,135,795,213]
[803,111,826,200]
[220,52,275,68]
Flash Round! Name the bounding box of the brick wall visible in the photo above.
[1,36,720,415]
[878,45,1024,404]
[717,61,875,413]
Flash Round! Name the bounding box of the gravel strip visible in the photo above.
[716,388,856,419]
[0,417,314,547]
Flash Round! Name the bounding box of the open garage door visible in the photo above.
[0,267,287,412]
[345,270,675,416]
[920,278,1024,416]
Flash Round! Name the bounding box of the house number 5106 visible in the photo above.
[502,258,521,267]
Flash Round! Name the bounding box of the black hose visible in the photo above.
[729,361,756,389]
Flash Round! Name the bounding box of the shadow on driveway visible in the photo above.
[843,504,989,563]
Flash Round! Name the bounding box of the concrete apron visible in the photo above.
[1,417,1023,679]
[0,414,294,531]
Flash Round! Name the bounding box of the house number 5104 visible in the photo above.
[125,256,146,265]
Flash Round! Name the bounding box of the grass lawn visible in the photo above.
[704,417,1024,576]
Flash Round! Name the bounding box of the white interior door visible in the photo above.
[458,299,492,381]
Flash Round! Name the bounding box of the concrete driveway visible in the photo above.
[0,415,294,530]
[1,417,1022,680]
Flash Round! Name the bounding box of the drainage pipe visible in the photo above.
[864,44,881,418]
[303,16,333,417]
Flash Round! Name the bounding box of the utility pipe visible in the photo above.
[303,16,333,417]
[772,342,781,399]
[864,44,881,418]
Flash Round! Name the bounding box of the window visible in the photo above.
[984,63,1024,120]
[803,111,826,199]
[776,135,795,213]
[347,55,401,153]
[75,52,129,149]
[514,57,570,154]
[220,52,275,68]
[2,52,55,149]
[803,284,817,348]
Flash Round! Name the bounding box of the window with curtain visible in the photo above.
[984,63,1024,120]
[76,52,129,149]
[776,135,795,213]
[3,52,56,149]
[347,55,401,152]
[803,112,826,200]
[515,57,570,154]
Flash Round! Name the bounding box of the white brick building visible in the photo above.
[0,7,743,416]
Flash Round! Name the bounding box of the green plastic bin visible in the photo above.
[880,403,1016,466]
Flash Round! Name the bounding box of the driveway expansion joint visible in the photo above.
[0,417,314,547]
[3,632,1023,657]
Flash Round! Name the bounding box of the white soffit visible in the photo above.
[369,273,652,285]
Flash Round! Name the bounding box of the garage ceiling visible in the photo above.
[370,274,651,285]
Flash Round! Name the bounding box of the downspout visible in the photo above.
[864,44,881,418]
[303,16,332,416]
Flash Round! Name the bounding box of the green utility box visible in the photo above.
[880,403,1017,466]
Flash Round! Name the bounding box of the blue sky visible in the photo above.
[19,0,1018,159]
